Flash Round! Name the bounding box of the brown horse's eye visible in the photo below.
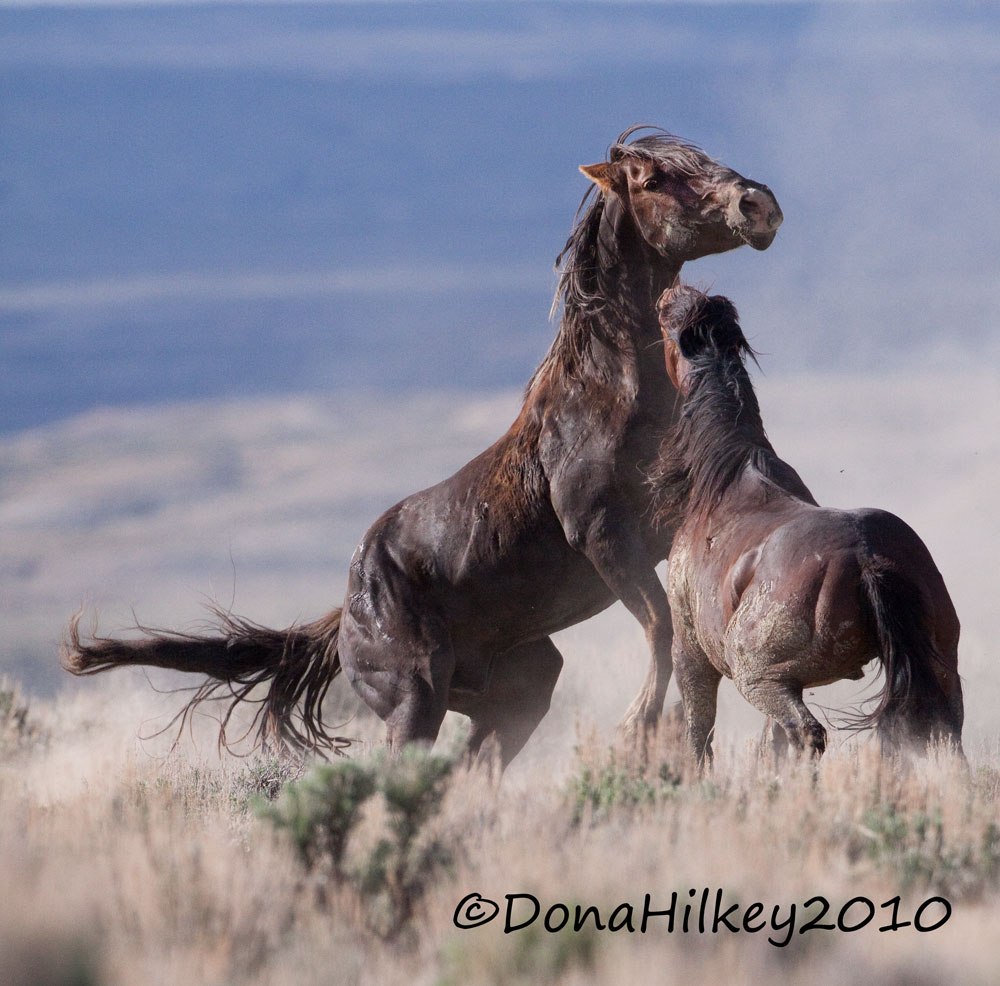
[642,177,660,191]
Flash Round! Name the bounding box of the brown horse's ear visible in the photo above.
[662,334,684,391]
[579,162,617,193]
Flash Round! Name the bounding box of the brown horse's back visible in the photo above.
[725,505,957,686]
[668,469,964,759]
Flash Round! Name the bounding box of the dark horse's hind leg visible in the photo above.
[338,607,456,752]
[450,638,564,769]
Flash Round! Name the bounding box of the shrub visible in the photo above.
[255,748,456,936]
[256,759,377,871]
[565,750,682,826]
[357,749,454,934]
[859,801,1000,899]
[0,678,41,754]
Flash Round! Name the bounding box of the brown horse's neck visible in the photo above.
[653,353,818,526]
[593,194,679,349]
[690,357,768,447]
[652,354,772,525]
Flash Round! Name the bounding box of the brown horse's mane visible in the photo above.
[651,295,814,526]
[529,127,720,393]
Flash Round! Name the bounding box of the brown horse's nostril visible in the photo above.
[739,187,783,232]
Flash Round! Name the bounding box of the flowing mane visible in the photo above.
[651,291,814,525]
[530,127,723,391]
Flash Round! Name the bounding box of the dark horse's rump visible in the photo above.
[64,127,783,766]
[654,286,964,762]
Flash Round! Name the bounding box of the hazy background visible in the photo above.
[2,1,998,752]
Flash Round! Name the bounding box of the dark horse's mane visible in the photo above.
[529,126,719,391]
[650,293,813,526]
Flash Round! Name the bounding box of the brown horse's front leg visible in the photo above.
[673,639,721,769]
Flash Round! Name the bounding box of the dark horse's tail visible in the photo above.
[62,608,350,755]
[858,563,964,755]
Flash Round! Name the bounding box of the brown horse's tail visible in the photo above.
[62,608,350,755]
[858,564,964,755]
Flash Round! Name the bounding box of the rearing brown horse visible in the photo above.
[653,286,964,763]
[64,128,782,767]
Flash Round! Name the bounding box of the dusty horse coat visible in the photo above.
[654,287,964,762]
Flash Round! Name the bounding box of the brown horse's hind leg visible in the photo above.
[734,676,827,757]
[762,717,790,763]
[451,638,563,769]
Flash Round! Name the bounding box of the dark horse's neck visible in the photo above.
[653,350,816,524]
[536,193,678,394]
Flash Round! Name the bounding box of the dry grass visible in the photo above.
[1,680,997,986]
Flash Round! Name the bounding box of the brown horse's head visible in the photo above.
[579,127,783,264]
[657,284,751,393]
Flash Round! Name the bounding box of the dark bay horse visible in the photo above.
[64,128,783,767]
[653,286,964,763]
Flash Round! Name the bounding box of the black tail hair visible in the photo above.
[63,607,350,755]
[857,564,963,753]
